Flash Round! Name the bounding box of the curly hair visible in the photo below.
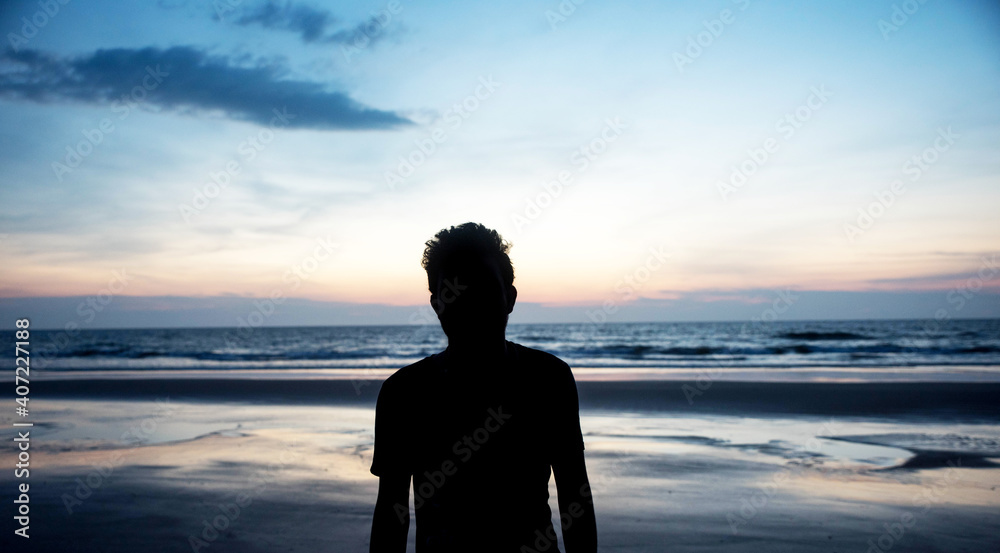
[421,222,514,292]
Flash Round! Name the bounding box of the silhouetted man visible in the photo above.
[370,222,597,553]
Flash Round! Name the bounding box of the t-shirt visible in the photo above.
[370,340,585,552]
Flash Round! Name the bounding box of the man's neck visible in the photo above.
[443,336,509,364]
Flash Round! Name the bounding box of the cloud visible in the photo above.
[229,1,396,47]
[323,15,397,48]
[4,290,1000,329]
[863,268,1000,291]
[0,46,411,130]
[233,1,335,43]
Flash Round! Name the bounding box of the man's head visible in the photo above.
[421,222,516,341]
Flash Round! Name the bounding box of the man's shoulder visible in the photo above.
[508,342,579,414]
[381,352,442,391]
[508,341,573,378]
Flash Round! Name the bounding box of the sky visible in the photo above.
[0,0,998,329]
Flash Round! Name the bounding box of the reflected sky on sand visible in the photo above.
[0,398,997,551]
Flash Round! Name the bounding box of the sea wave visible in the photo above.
[22,319,1000,371]
[778,331,871,340]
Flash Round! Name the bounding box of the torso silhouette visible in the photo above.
[371,340,584,552]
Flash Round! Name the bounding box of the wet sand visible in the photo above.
[31,377,1000,419]
[0,377,998,552]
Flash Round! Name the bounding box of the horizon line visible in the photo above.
[19,316,1000,332]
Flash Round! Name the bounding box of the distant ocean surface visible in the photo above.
[23,319,1000,374]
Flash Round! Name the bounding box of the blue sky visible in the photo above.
[0,0,998,328]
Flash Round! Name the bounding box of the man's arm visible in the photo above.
[553,449,597,553]
[370,471,410,553]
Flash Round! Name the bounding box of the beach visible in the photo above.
[4,0,999,547]
[2,371,999,552]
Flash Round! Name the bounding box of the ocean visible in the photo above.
[24,318,1000,375]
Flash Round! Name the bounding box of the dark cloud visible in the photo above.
[230,1,395,47]
[4,291,1000,329]
[0,46,411,130]
[324,14,395,48]
[234,1,335,43]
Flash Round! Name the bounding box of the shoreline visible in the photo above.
[22,364,1000,383]
[27,377,1000,421]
